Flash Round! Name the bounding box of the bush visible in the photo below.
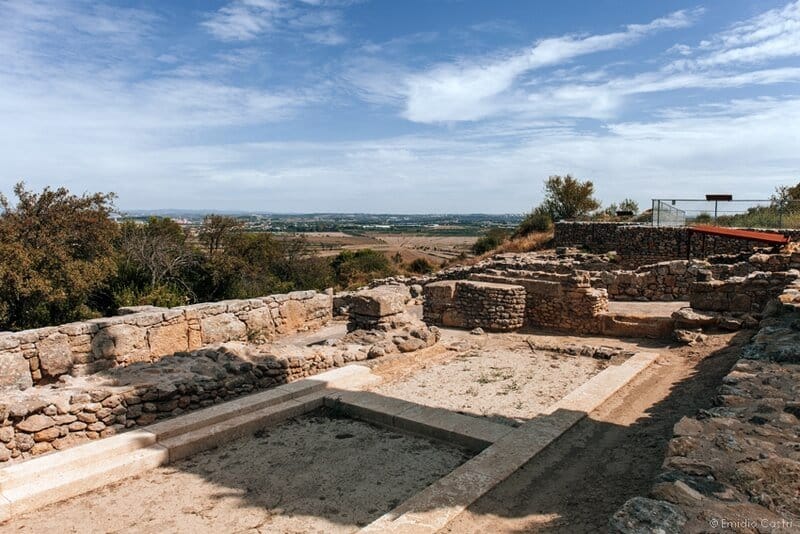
[472,228,510,255]
[694,212,713,224]
[332,249,395,288]
[407,258,434,274]
[515,206,553,237]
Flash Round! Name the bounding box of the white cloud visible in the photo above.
[202,0,348,44]
[399,9,701,123]
[676,0,800,68]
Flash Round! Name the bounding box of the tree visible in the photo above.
[619,198,639,214]
[119,217,194,289]
[198,214,243,259]
[331,249,394,288]
[541,175,600,221]
[0,183,118,330]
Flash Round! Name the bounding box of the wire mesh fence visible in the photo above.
[650,198,800,229]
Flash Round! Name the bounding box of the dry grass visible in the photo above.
[495,231,554,253]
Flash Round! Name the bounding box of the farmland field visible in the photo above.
[290,231,478,263]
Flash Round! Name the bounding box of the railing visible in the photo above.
[650,199,800,229]
[652,200,686,227]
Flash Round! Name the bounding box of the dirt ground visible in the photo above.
[3,411,471,534]
[442,330,749,533]
[369,338,606,426]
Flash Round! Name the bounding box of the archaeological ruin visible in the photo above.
[1,221,799,533]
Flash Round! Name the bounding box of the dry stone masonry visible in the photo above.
[0,284,444,463]
[0,291,332,390]
[423,281,526,331]
[554,221,800,267]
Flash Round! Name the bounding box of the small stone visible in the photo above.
[0,426,13,443]
[68,421,87,431]
[470,327,485,336]
[15,433,34,452]
[87,422,106,432]
[77,412,98,424]
[31,441,53,455]
[651,480,704,506]
[672,417,703,437]
[33,427,61,442]
[16,414,56,433]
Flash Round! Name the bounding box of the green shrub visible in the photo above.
[515,206,553,236]
[472,228,510,255]
[332,249,395,288]
[407,258,434,274]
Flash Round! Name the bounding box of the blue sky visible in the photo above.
[1,0,799,213]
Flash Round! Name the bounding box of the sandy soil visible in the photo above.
[607,300,689,317]
[369,338,606,426]
[442,330,749,533]
[3,411,471,534]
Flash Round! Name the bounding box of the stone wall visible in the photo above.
[594,260,705,301]
[476,273,608,333]
[689,270,800,313]
[611,277,800,533]
[554,222,800,266]
[0,291,332,390]
[423,281,526,331]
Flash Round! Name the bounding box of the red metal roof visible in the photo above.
[688,225,789,245]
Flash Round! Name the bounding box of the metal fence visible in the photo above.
[651,198,800,229]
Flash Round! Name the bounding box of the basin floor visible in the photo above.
[2,411,471,534]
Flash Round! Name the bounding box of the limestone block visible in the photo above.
[92,324,150,364]
[200,313,246,344]
[240,307,276,340]
[276,299,307,334]
[36,333,73,378]
[148,321,189,357]
[0,349,33,390]
[348,287,408,318]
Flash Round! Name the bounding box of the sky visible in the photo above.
[0,0,799,213]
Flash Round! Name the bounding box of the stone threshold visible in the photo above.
[359,351,660,533]
[0,364,380,522]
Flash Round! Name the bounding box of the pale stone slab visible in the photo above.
[0,429,158,492]
[2,444,168,518]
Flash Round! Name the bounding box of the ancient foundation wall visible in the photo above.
[455,273,609,333]
[593,260,703,301]
[612,274,800,532]
[0,291,332,390]
[689,270,800,313]
[423,281,526,331]
[553,222,800,266]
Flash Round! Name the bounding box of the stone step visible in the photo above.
[2,443,169,519]
[160,391,327,461]
[0,429,158,493]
